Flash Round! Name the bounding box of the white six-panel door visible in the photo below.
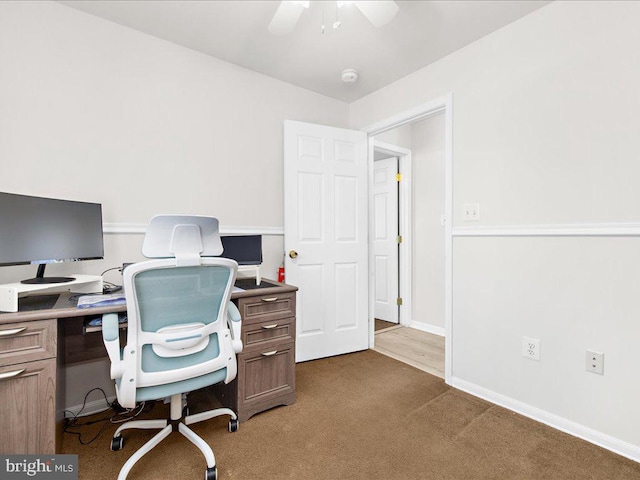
[373,157,399,323]
[284,120,369,362]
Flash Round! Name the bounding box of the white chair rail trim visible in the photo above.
[453,222,640,237]
[104,224,284,236]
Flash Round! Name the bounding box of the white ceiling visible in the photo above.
[58,0,550,103]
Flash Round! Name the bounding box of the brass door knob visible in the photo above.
[288,250,298,259]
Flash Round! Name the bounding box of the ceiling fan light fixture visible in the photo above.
[341,69,359,83]
[268,0,310,35]
[353,1,399,27]
[269,0,399,35]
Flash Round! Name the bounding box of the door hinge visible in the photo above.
[396,297,403,306]
[395,173,402,182]
[396,235,403,244]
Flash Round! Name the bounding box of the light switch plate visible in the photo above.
[463,203,480,222]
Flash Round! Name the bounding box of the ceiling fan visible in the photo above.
[268,1,400,35]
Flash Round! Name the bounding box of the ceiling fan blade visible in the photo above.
[354,1,399,28]
[268,1,308,35]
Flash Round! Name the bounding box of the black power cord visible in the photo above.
[100,266,124,294]
[63,388,153,445]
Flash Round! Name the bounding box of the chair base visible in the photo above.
[111,394,238,480]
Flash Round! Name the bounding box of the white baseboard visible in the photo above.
[409,320,445,337]
[64,396,116,418]
[452,377,640,464]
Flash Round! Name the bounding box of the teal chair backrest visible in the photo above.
[134,265,233,374]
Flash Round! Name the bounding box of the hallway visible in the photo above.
[373,325,445,378]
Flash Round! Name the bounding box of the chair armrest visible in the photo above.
[227,301,243,354]
[101,313,125,380]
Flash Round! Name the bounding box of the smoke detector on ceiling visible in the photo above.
[342,69,359,83]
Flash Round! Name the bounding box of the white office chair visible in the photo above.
[102,215,243,480]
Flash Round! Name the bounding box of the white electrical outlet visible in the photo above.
[463,203,480,222]
[522,336,540,361]
[586,350,604,375]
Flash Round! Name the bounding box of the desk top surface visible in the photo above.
[0,278,297,325]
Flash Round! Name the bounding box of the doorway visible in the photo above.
[282,95,453,382]
[370,140,411,334]
[364,95,452,383]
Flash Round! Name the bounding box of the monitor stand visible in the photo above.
[20,264,75,285]
[18,294,60,311]
[0,274,103,313]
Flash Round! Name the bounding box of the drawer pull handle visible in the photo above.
[261,324,279,330]
[261,297,278,302]
[261,350,278,357]
[0,369,26,380]
[0,327,26,337]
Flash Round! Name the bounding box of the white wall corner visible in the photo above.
[409,320,445,337]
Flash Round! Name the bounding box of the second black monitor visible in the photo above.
[220,235,262,266]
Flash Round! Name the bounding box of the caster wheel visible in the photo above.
[110,435,124,451]
[228,418,239,433]
[205,466,217,480]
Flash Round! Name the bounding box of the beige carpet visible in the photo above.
[63,350,640,479]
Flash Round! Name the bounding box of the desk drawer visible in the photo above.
[242,317,294,353]
[237,341,295,416]
[0,357,56,454]
[236,292,296,325]
[0,319,57,366]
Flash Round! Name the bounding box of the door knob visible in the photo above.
[289,250,298,259]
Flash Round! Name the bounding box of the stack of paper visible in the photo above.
[77,293,126,308]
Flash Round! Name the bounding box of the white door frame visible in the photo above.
[362,94,454,385]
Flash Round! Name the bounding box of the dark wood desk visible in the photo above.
[0,279,297,454]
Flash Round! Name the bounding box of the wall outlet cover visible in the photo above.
[522,336,540,361]
[586,350,604,375]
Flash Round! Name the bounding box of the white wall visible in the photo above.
[0,0,349,285]
[375,124,413,150]
[410,114,445,332]
[0,0,348,408]
[351,0,640,461]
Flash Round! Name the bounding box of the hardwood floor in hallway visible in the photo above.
[373,326,445,378]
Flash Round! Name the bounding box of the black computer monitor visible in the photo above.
[0,192,104,284]
[220,235,262,265]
